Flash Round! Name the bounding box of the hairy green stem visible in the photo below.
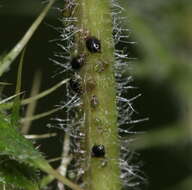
[72,0,121,190]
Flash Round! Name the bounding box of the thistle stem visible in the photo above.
[74,0,121,190]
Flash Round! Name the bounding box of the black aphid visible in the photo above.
[69,74,82,94]
[92,144,105,158]
[86,36,101,53]
[71,55,85,70]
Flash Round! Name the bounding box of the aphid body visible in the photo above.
[91,144,105,158]
[86,36,101,53]
[71,55,85,70]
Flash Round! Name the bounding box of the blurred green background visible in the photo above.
[0,0,192,190]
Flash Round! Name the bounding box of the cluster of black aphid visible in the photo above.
[70,36,101,70]
[69,36,101,93]
[56,0,144,188]
[69,36,106,159]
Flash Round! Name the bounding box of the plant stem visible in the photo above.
[37,160,84,190]
[71,0,121,190]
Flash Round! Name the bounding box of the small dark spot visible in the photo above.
[86,36,101,53]
[69,74,82,94]
[86,77,96,91]
[71,54,85,70]
[92,144,105,158]
[90,95,99,108]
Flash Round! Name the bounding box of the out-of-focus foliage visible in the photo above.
[0,0,191,190]
[119,0,192,190]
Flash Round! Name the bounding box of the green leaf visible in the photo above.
[0,114,84,190]
[129,124,188,150]
[0,114,44,166]
[0,156,39,190]
[11,49,25,127]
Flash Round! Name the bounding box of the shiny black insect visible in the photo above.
[69,74,82,94]
[86,36,101,53]
[71,55,85,70]
[91,144,105,158]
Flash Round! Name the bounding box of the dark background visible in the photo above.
[0,0,191,190]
